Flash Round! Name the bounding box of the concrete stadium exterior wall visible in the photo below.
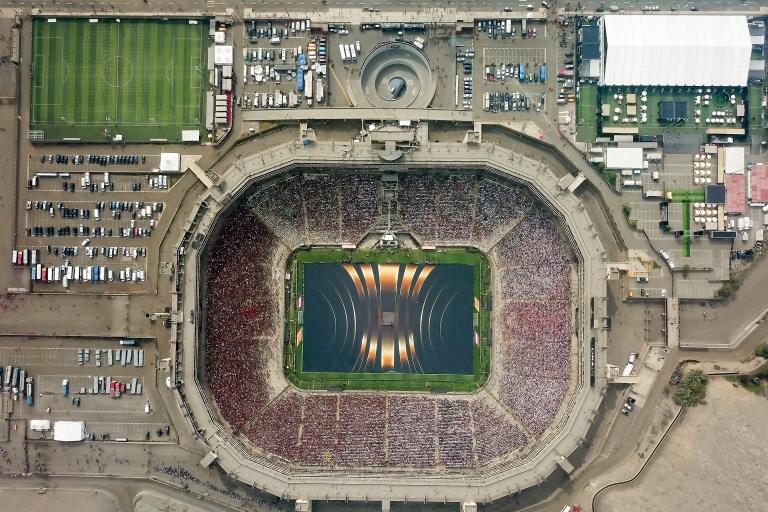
[170,141,609,503]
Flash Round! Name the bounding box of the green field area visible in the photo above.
[577,84,750,143]
[31,18,207,142]
[576,83,598,142]
[748,84,767,137]
[668,189,703,258]
[668,189,705,202]
[597,86,745,137]
[284,247,492,392]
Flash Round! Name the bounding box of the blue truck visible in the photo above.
[296,68,305,92]
[62,379,69,397]
[539,64,547,83]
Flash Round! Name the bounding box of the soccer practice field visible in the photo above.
[31,18,207,142]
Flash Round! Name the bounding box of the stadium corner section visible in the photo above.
[283,246,492,392]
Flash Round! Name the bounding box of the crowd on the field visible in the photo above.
[202,171,574,468]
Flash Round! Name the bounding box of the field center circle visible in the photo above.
[102,56,134,88]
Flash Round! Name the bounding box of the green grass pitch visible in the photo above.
[284,247,492,393]
[31,17,207,142]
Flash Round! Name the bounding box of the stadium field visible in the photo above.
[31,17,207,142]
[285,247,491,392]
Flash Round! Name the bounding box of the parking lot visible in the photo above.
[241,19,329,109]
[1,338,172,443]
[471,18,552,117]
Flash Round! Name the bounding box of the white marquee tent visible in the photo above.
[601,15,752,87]
[606,147,644,170]
[53,421,86,442]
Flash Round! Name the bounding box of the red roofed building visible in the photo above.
[751,163,768,204]
[726,173,745,214]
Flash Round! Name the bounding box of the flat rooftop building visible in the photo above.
[601,15,752,87]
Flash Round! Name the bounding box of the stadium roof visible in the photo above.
[602,15,752,86]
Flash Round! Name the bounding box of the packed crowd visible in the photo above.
[247,176,307,248]
[337,395,387,466]
[340,175,381,242]
[387,395,437,467]
[436,400,475,468]
[247,172,381,248]
[203,171,576,469]
[472,398,529,465]
[493,208,570,268]
[246,391,302,461]
[303,175,344,244]
[472,177,534,245]
[204,210,279,432]
[298,394,339,465]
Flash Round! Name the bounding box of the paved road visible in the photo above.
[0,0,762,13]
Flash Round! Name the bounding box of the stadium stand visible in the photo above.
[205,172,574,468]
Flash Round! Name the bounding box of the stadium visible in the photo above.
[173,142,607,506]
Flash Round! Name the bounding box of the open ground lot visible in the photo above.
[598,378,768,512]
[31,18,207,142]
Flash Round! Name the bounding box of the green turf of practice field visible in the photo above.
[284,247,491,392]
[748,85,767,137]
[576,83,598,142]
[31,18,207,142]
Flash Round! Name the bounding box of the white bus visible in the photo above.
[339,43,347,61]
[349,44,357,61]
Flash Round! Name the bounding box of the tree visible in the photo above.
[673,369,708,406]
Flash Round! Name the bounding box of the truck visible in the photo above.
[119,338,137,346]
[644,190,664,199]
[539,64,547,83]
[304,70,313,99]
[62,379,69,397]
[25,377,33,406]
[519,63,526,82]
[505,19,512,35]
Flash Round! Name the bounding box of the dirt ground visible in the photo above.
[0,487,120,512]
[598,378,768,512]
